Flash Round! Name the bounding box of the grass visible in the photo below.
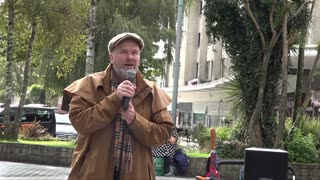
[187,152,209,158]
[1,139,208,157]
[0,139,76,148]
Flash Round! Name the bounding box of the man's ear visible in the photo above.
[109,53,113,63]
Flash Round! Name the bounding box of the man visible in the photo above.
[64,32,174,180]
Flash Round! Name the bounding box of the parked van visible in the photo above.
[0,104,57,135]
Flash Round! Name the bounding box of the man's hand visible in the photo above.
[116,80,136,100]
[121,102,136,125]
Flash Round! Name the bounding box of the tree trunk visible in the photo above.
[292,0,315,126]
[301,50,320,111]
[3,0,15,140]
[248,50,271,147]
[61,93,71,112]
[13,20,37,140]
[85,0,98,75]
[274,3,288,149]
[40,89,46,104]
[292,45,304,123]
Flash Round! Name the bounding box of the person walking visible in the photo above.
[152,128,178,176]
[64,32,174,180]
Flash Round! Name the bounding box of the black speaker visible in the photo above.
[244,147,288,180]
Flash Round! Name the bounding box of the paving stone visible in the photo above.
[0,161,193,180]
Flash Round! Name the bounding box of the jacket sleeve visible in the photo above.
[128,107,175,148]
[68,92,122,135]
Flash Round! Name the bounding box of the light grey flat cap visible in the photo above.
[108,32,144,53]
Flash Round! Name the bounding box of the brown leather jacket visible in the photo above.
[64,64,174,180]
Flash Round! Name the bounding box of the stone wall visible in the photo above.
[0,142,319,179]
[0,142,72,167]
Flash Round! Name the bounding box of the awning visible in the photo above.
[193,102,207,114]
[207,102,219,116]
[207,101,229,116]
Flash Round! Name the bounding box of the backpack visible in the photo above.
[173,148,190,175]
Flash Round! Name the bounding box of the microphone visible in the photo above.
[122,69,137,111]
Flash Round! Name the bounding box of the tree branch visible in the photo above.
[242,0,266,49]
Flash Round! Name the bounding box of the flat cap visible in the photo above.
[108,32,144,53]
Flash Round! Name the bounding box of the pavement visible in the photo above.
[0,161,194,180]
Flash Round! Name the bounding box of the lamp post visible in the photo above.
[171,0,184,125]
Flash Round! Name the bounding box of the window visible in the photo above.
[36,109,53,122]
[198,33,201,47]
[206,61,209,80]
[196,63,199,78]
[200,1,203,15]
[24,108,35,122]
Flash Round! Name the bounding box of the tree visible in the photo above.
[292,0,315,125]
[85,0,98,75]
[1,0,89,139]
[204,0,311,147]
[93,0,177,81]
[274,0,313,148]
[3,0,15,139]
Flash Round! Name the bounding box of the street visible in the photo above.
[0,161,194,180]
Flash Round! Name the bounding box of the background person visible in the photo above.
[152,128,178,176]
[64,32,174,180]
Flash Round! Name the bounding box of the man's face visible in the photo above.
[109,39,141,79]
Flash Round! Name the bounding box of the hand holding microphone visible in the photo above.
[115,69,136,124]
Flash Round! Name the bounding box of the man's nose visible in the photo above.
[127,53,134,59]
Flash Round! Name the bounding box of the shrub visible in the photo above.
[216,126,233,141]
[285,129,319,163]
[299,116,320,147]
[190,124,211,152]
[216,139,246,159]
[19,120,52,140]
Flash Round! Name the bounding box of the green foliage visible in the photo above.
[0,90,4,102]
[230,116,249,143]
[216,126,232,141]
[94,0,177,81]
[216,139,246,159]
[299,116,320,143]
[190,124,211,152]
[18,139,76,148]
[0,0,89,106]
[28,84,43,103]
[285,129,319,163]
[0,139,76,148]
[204,0,310,147]
[186,152,209,158]
[215,125,247,159]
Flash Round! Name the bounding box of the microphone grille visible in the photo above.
[127,69,136,81]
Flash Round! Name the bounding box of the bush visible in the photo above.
[216,139,246,159]
[299,116,320,147]
[19,120,52,140]
[285,129,319,163]
[190,124,211,152]
[216,126,233,141]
